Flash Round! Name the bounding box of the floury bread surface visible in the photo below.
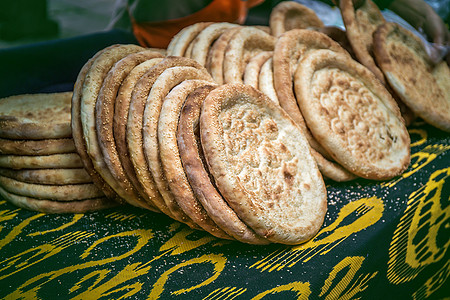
[200,84,327,244]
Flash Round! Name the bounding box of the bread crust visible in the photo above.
[200,83,327,244]
[294,49,410,179]
[0,138,75,155]
[0,168,92,185]
[373,22,450,132]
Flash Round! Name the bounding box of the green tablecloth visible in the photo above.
[0,31,449,299]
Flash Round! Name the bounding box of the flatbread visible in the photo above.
[79,44,147,208]
[269,1,324,37]
[0,168,92,185]
[113,57,164,211]
[0,92,72,139]
[166,22,213,57]
[178,85,269,244]
[340,0,386,83]
[373,22,450,132]
[96,49,164,211]
[243,51,273,89]
[200,83,327,245]
[258,57,279,105]
[189,22,238,67]
[158,80,231,239]
[72,45,122,201]
[294,49,410,179]
[272,29,357,181]
[142,65,213,226]
[0,175,104,201]
[0,153,83,169]
[206,26,242,84]
[0,186,117,214]
[223,26,275,84]
[0,138,75,155]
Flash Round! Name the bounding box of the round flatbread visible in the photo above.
[206,26,242,84]
[142,65,213,226]
[294,49,410,179]
[96,50,164,211]
[113,57,164,211]
[0,168,92,185]
[373,22,450,132]
[127,56,207,220]
[190,22,238,67]
[0,175,104,201]
[72,45,122,201]
[158,80,232,239]
[269,1,324,37]
[0,92,72,140]
[0,153,83,169]
[223,26,275,84]
[258,57,279,105]
[0,186,117,214]
[0,138,76,155]
[79,44,148,208]
[166,22,213,57]
[178,85,269,244]
[243,51,273,89]
[340,0,386,83]
[200,83,327,245]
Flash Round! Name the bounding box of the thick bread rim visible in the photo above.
[127,56,206,220]
[0,92,73,140]
[190,22,239,67]
[80,44,146,208]
[0,186,117,214]
[0,168,92,185]
[113,57,164,211]
[269,1,324,37]
[206,26,243,84]
[373,22,450,132]
[258,57,279,105]
[294,49,410,179]
[223,26,276,84]
[340,0,386,83]
[0,138,76,155]
[243,51,273,89]
[200,83,327,244]
[96,50,164,211]
[158,80,232,239]
[0,175,104,201]
[72,45,122,201]
[166,22,213,57]
[142,65,214,227]
[0,153,83,169]
[178,84,269,244]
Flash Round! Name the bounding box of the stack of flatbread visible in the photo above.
[5,1,446,245]
[0,92,116,213]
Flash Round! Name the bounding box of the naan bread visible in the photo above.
[200,83,327,244]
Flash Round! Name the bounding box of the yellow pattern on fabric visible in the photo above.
[251,197,384,272]
[412,260,450,300]
[319,256,378,300]
[252,282,311,299]
[388,167,450,285]
[148,254,226,299]
[204,287,247,300]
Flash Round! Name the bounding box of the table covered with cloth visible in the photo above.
[0,30,448,299]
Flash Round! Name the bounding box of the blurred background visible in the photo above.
[0,0,448,49]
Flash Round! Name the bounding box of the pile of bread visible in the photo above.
[0,1,448,245]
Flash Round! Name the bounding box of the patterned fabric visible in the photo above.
[1,121,448,299]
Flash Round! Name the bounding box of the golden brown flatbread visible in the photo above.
[294,49,410,179]
[0,168,92,185]
[200,83,327,244]
[373,22,450,131]
[0,92,73,140]
[269,1,324,37]
[178,84,270,244]
[0,138,76,155]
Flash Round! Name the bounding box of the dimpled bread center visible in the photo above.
[312,68,401,166]
[220,101,308,221]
